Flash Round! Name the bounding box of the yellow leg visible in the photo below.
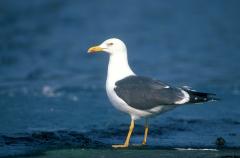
[142,119,148,145]
[112,119,134,148]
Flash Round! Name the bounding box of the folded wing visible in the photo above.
[114,76,188,110]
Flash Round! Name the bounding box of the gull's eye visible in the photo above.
[107,42,114,46]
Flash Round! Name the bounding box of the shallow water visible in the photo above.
[0,0,240,157]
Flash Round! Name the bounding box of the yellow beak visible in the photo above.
[87,45,103,53]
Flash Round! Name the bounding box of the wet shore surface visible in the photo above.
[16,149,240,158]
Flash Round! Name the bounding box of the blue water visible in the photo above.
[0,0,240,157]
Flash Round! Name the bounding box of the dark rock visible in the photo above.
[216,137,225,148]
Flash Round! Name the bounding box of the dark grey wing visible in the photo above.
[114,75,186,110]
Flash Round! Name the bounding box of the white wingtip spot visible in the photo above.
[183,85,197,91]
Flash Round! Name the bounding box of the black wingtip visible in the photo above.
[207,94,220,102]
[182,87,220,103]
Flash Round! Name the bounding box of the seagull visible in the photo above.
[88,38,218,148]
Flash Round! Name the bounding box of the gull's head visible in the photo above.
[88,38,127,55]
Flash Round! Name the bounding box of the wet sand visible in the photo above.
[15,148,240,158]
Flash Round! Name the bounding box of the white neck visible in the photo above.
[106,51,135,86]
